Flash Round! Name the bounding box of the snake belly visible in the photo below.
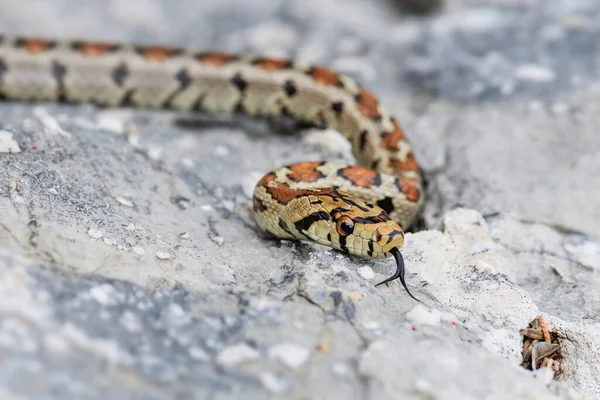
[0,36,424,296]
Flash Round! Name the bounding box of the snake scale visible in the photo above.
[0,36,424,300]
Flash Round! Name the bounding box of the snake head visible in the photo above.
[290,190,405,259]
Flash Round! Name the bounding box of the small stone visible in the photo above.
[405,304,441,326]
[188,346,209,361]
[102,238,115,246]
[332,362,351,377]
[89,284,115,306]
[181,157,195,168]
[514,64,556,82]
[179,232,191,239]
[362,321,380,330]
[131,246,145,257]
[268,343,310,369]
[0,130,21,153]
[147,147,162,160]
[216,343,260,367]
[211,236,225,246]
[214,144,230,156]
[155,251,171,260]
[115,197,134,207]
[97,112,126,133]
[260,372,290,393]
[357,266,374,280]
[87,228,103,239]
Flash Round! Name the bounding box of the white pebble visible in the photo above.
[211,236,225,246]
[357,266,374,280]
[115,197,134,207]
[147,147,162,160]
[102,238,115,246]
[0,131,21,153]
[97,113,126,134]
[214,145,230,156]
[332,362,351,377]
[89,284,115,306]
[514,64,556,82]
[260,372,290,393]
[216,343,260,367]
[179,232,191,239]
[181,157,195,168]
[188,346,209,361]
[405,304,441,326]
[268,343,310,369]
[155,251,171,260]
[475,260,496,273]
[43,333,70,354]
[131,246,145,257]
[200,205,213,212]
[362,321,380,330]
[87,228,103,239]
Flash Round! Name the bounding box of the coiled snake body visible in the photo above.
[0,36,424,300]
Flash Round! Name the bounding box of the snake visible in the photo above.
[0,36,424,301]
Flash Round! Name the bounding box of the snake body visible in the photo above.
[0,36,424,299]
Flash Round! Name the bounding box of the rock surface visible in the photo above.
[0,0,598,398]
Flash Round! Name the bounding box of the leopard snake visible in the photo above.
[0,36,424,300]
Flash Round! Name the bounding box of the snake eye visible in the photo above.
[337,216,355,236]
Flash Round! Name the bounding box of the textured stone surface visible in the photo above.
[0,0,598,399]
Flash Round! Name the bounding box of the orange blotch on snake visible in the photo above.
[18,38,54,54]
[394,177,420,202]
[380,119,407,151]
[258,172,336,205]
[389,154,419,172]
[287,161,323,183]
[309,66,342,86]
[338,166,381,187]
[141,46,179,62]
[78,42,117,57]
[355,87,381,120]
[198,52,236,66]
[254,57,291,71]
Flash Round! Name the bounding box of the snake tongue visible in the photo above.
[374,248,422,303]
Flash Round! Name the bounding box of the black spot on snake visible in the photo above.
[327,232,332,242]
[294,211,331,233]
[371,159,380,171]
[331,101,344,114]
[112,63,129,87]
[338,234,348,253]
[310,199,323,205]
[231,73,247,91]
[283,80,297,97]
[376,197,395,215]
[330,207,352,217]
[278,218,295,237]
[253,196,268,212]
[368,240,374,254]
[175,68,192,88]
[52,60,66,83]
[359,130,368,151]
[119,89,135,107]
[0,57,6,79]
[234,102,246,114]
[352,211,391,225]
[280,106,292,118]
